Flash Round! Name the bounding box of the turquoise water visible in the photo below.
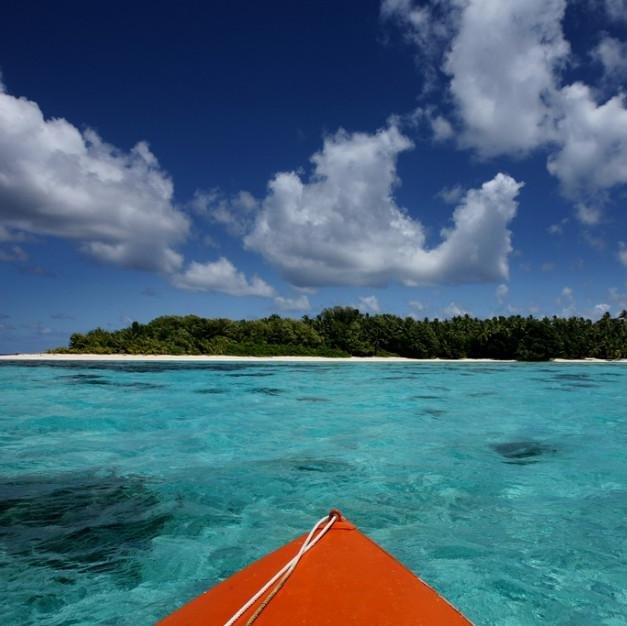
[1,361,626,626]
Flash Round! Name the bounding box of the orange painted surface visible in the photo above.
[157,513,473,625]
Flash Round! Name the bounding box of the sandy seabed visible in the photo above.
[0,354,625,363]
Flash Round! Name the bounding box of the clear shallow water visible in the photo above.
[1,361,626,626]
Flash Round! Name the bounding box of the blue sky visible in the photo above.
[1,0,627,352]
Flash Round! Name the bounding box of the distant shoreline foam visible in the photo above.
[0,353,625,363]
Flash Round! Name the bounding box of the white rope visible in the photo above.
[223,513,338,626]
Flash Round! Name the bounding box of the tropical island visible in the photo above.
[49,307,627,361]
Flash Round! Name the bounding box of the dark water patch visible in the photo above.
[553,373,593,381]
[59,374,164,389]
[423,408,447,418]
[226,371,275,378]
[60,374,112,385]
[0,473,171,582]
[466,391,496,397]
[491,441,557,465]
[123,382,165,389]
[275,364,338,371]
[560,382,601,389]
[251,387,283,396]
[381,375,418,381]
[411,394,442,400]
[256,457,353,475]
[296,396,330,403]
[194,388,227,394]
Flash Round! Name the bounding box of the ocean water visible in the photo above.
[1,361,626,626]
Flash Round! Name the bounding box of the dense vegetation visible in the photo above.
[51,307,627,361]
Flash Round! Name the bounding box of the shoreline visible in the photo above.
[0,353,625,363]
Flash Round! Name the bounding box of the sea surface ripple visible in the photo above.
[1,361,626,625]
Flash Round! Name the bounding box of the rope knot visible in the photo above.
[328,508,343,522]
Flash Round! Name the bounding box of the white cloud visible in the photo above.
[593,303,611,317]
[618,242,627,267]
[413,107,454,142]
[562,286,573,298]
[431,114,454,141]
[442,302,468,318]
[592,36,627,80]
[172,257,275,297]
[547,84,627,198]
[575,203,602,225]
[444,0,568,157]
[408,299,425,313]
[381,0,459,90]
[246,125,522,287]
[604,0,627,21]
[496,283,508,303]
[386,1,627,204]
[437,184,465,205]
[547,217,568,235]
[192,188,259,236]
[358,295,381,313]
[274,295,311,311]
[0,85,189,273]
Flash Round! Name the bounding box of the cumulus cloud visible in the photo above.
[592,36,627,80]
[575,203,603,226]
[437,184,465,205]
[171,257,275,297]
[381,0,460,90]
[547,84,627,199]
[0,83,275,298]
[246,126,522,287]
[444,0,568,157]
[0,85,189,273]
[604,0,627,21]
[442,302,468,318]
[274,295,311,311]
[358,295,381,313]
[385,0,627,206]
[191,188,259,236]
[412,107,454,141]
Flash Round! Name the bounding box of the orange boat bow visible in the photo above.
[157,512,472,625]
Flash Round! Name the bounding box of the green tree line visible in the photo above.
[50,307,627,361]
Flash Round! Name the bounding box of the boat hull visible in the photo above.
[157,516,472,625]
